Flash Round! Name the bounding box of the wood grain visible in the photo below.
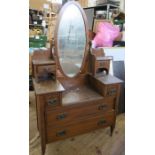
[46,97,114,127]
[46,111,115,142]
[29,91,125,155]
[33,78,65,95]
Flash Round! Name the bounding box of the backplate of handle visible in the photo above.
[107,88,117,96]
[56,112,67,120]
[56,130,66,137]
[97,119,107,126]
[98,104,107,110]
[99,62,104,67]
[47,98,57,106]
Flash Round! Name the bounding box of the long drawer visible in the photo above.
[46,97,115,127]
[46,111,115,143]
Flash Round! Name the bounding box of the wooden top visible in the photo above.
[32,59,55,65]
[62,86,103,106]
[33,78,65,95]
[96,74,123,85]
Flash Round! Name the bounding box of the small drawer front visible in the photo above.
[37,65,56,73]
[46,97,115,127]
[46,111,115,143]
[36,65,56,81]
[97,61,110,69]
[44,93,61,107]
[106,85,118,97]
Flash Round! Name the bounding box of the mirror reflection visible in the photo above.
[57,3,86,77]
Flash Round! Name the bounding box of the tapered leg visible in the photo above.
[110,125,115,136]
[41,142,46,155]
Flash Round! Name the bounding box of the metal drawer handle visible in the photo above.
[99,62,104,67]
[47,98,57,106]
[100,63,103,66]
[107,88,117,96]
[98,119,107,126]
[98,105,107,110]
[56,113,67,120]
[56,130,66,137]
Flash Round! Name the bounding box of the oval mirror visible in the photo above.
[55,2,87,77]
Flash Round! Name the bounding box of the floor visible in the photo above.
[29,91,125,155]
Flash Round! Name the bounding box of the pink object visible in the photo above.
[92,22,120,47]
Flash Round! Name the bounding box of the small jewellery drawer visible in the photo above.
[44,93,61,107]
[46,97,115,127]
[97,61,109,69]
[35,65,56,81]
[46,111,115,143]
[37,65,56,74]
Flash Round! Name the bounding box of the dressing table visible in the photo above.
[32,2,123,155]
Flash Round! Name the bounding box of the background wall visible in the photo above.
[29,0,88,10]
[120,0,125,12]
[29,0,48,10]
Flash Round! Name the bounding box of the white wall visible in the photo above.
[103,47,125,75]
[120,0,125,12]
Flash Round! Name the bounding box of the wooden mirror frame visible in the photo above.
[54,1,89,78]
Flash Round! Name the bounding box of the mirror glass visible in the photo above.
[57,3,86,77]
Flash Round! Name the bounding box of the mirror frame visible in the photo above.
[54,1,89,78]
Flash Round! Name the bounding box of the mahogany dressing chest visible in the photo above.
[32,2,123,155]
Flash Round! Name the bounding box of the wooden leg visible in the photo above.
[38,96,46,155]
[110,125,115,136]
[41,142,46,155]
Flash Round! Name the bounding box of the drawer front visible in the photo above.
[96,61,110,69]
[46,111,115,143]
[36,65,56,81]
[44,93,61,107]
[37,65,56,74]
[46,97,115,127]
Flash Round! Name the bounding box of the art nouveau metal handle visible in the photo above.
[56,130,66,137]
[107,88,117,96]
[97,119,107,126]
[47,98,57,106]
[56,112,67,120]
[98,105,107,110]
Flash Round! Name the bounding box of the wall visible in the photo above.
[29,0,49,10]
[30,0,89,10]
[120,0,125,12]
[84,8,94,30]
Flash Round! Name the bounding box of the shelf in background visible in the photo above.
[29,24,43,27]
[84,3,119,10]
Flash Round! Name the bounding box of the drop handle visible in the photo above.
[98,104,107,110]
[56,130,66,137]
[47,98,57,105]
[56,113,67,120]
[97,119,107,126]
[107,88,117,96]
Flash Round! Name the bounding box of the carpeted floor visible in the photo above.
[29,91,125,155]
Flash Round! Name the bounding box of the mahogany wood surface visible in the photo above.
[46,98,114,127]
[46,111,115,143]
[33,78,65,95]
[96,74,123,84]
[32,60,55,65]
[62,85,103,105]
[33,72,122,155]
